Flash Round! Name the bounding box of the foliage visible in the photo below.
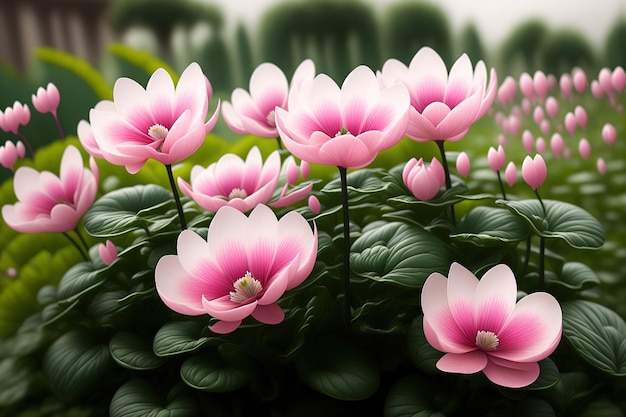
[540,30,596,75]
[500,19,549,74]
[605,18,626,68]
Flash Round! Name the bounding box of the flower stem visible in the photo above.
[275,136,283,150]
[63,232,88,261]
[17,132,35,159]
[435,140,456,226]
[165,164,187,230]
[74,227,90,251]
[533,188,546,289]
[338,166,353,333]
[53,113,65,138]
[496,170,507,200]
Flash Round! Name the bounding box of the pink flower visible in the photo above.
[572,67,587,93]
[421,262,562,388]
[550,133,564,158]
[487,145,505,172]
[522,130,534,154]
[545,96,558,118]
[559,73,572,97]
[87,62,219,174]
[522,154,547,190]
[519,72,535,101]
[2,145,98,233]
[402,157,446,201]
[31,82,61,115]
[564,112,576,137]
[99,240,118,265]
[379,47,497,142]
[597,158,606,175]
[574,106,587,130]
[578,138,591,159]
[602,123,617,145]
[0,101,30,134]
[178,146,312,212]
[0,140,22,171]
[456,151,470,178]
[276,65,410,169]
[77,119,105,159]
[222,60,315,137]
[533,70,549,101]
[612,66,625,93]
[155,204,318,334]
[497,76,516,106]
[308,195,321,215]
[505,162,517,187]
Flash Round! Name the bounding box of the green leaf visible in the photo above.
[562,300,626,376]
[83,184,172,237]
[153,320,220,357]
[295,337,379,401]
[497,199,604,249]
[546,262,600,292]
[110,379,200,417]
[579,400,625,417]
[0,357,33,406]
[350,222,452,287]
[109,332,167,371]
[180,352,254,393]
[56,261,107,301]
[524,358,560,391]
[406,316,441,374]
[384,374,457,417]
[451,206,529,246]
[42,329,113,402]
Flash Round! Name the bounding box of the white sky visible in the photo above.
[205,0,626,48]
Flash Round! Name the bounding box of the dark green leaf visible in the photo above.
[0,357,32,406]
[384,374,457,417]
[350,222,452,288]
[562,300,626,376]
[56,262,107,301]
[180,352,254,392]
[407,316,441,374]
[546,262,600,292]
[110,379,199,417]
[109,332,167,371]
[153,320,220,357]
[42,329,113,402]
[524,358,560,391]
[83,184,172,237]
[497,199,604,249]
[451,206,529,246]
[579,400,625,417]
[295,337,379,401]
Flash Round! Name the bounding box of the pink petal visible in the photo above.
[209,320,242,334]
[446,263,479,341]
[474,264,517,333]
[252,302,285,325]
[436,350,488,374]
[202,295,258,322]
[482,357,540,388]
[317,135,378,169]
[154,255,206,315]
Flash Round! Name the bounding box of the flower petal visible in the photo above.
[436,350,488,374]
[482,357,540,388]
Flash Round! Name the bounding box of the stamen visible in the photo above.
[148,124,169,141]
[475,330,499,351]
[266,110,276,127]
[229,271,263,303]
[228,188,248,200]
[335,127,350,137]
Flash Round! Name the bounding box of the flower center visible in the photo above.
[148,124,169,141]
[475,330,499,351]
[266,110,276,127]
[229,271,263,303]
[335,127,350,137]
[228,188,248,200]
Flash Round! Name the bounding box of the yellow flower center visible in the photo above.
[229,271,263,303]
[475,330,499,351]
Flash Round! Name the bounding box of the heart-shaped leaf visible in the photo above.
[83,184,172,237]
[110,332,167,371]
[110,379,200,417]
[153,320,220,357]
[350,222,452,288]
[180,352,254,392]
[497,199,604,249]
[562,300,626,376]
[546,262,600,292]
[56,261,108,302]
[451,206,529,246]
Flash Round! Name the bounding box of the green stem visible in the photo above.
[63,232,88,261]
[435,140,456,226]
[165,164,187,230]
[17,132,35,160]
[275,136,283,150]
[53,113,65,138]
[496,170,507,200]
[533,188,546,289]
[74,228,90,251]
[338,166,353,333]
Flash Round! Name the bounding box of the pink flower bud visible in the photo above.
[564,112,576,137]
[0,140,19,171]
[533,106,544,126]
[522,154,547,190]
[536,137,546,154]
[574,106,587,130]
[497,76,517,106]
[540,120,551,136]
[308,195,321,215]
[572,67,587,93]
[505,161,517,187]
[1,102,30,133]
[533,70,548,101]
[612,66,625,93]
[403,157,446,201]
[506,114,521,135]
[497,134,507,146]
[522,130,534,153]
[521,98,532,114]
[560,74,573,97]
[598,68,614,94]
[597,158,606,175]
[591,80,603,99]
[550,133,564,158]
[7,267,17,278]
[602,123,617,145]
[578,138,591,159]
[488,145,506,172]
[545,96,558,118]
[519,73,535,101]
[31,82,61,115]
[300,160,310,179]
[98,240,118,266]
[16,141,25,158]
[285,158,299,186]
[456,151,470,177]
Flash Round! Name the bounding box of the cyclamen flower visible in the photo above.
[99,240,118,265]
[87,62,219,173]
[487,145,505,172]
[0,140,25,171]
[2,145,98,233]
[32,83,61,115]
[0,101,30,134]
[222,60,314,137]
[421,262,562,388]
[522,154,547,190]
[276,65,410,169]
[155,204,318,334]
[178,146,312,213]
[379,47,497,142]
[403,157,446,201]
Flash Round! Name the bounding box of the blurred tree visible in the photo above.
[459,23,487,65]
[235,23,255,87]
[108,0,224,60]
[383,1,452,66]
[197,33,233,94]
[605,18,626,68]
[500,19,548,74]
[259,0,380,81]
[540,29,596,75]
